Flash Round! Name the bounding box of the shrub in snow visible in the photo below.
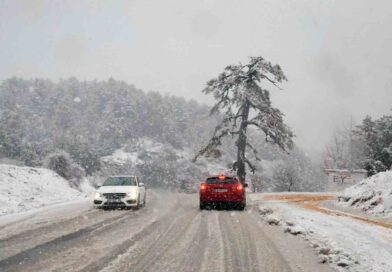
[338,170,392,215]
[44,150,85,188]
[318,247,332,255]
[44,150,73,179]
[284,225,305,235]
[265,215,281,225]
[313,241,356,268]
[258,205,274,215]
[318,255,329,264]
[285,220,295,226]
[67,163,86,188]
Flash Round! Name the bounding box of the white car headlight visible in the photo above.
[95,192,101,198]
[126,191,136,198]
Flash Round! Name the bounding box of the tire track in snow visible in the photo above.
[103,205,199,272]
[200,211,225,272]
[219,210,292,272]
[0,211,136,271]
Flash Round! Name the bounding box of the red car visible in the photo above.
[199,175,247,210]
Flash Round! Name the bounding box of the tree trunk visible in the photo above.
[288,178,292,192]
[236,101,250,183]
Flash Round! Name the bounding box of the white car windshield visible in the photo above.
[103,177,137,186]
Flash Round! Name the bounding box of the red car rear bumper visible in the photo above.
[200,193,245,203]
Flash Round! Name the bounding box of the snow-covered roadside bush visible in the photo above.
[44,150,86,189]
[338,170,392,215]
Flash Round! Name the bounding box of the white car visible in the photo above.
[94,176,146,209]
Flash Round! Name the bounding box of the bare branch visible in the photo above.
[259,74,283,90]
[246,142,261,161]
[245,120,261,129]
[192,127,229,162]
[230,130,241,135]
[245,158,256,173]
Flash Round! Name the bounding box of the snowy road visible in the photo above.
[251,193,392,272]
[0,191,334,272]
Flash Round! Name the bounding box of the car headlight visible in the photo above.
[95,192,101,198]
[126,191,136,198]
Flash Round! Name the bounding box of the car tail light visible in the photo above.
[200,183,207,191]
[237,184,244,191]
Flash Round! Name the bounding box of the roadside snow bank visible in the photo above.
[257,201,392,272]
[0,164,89,216]
[338,171,392,216]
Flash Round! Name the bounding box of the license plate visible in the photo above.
[107,199,122,203]
[214,189,228,193]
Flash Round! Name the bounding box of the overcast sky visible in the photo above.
[1,0,392,155]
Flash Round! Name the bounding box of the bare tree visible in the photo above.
[324,123,365,170]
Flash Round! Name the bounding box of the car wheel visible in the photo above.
[199,202,205,210]
[238,203,246,211]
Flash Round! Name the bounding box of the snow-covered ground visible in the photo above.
[0,164,93,216]
[338,170,392,217]
[253,194,392,272]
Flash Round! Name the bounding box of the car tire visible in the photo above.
[238,203,246,211]
[133,196,140,210]
[199,203,205,210]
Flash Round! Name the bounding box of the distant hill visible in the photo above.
[0,77,217,171]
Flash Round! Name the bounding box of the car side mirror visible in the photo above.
[244,183,248,188]
[139,182,145,187]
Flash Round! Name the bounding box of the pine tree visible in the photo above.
[193,56,294,182]
[354,114,392,175]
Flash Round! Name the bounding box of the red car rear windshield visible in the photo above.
[206,177,238,184]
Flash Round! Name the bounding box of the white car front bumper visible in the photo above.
[93,195,138,208]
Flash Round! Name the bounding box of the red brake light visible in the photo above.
[237,184,244,191]
[218,175,225,180]
[200,184,207,191]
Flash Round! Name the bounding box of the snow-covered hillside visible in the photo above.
[97,137,231,186]
[0,164,92,216]
[338,171,392,216]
